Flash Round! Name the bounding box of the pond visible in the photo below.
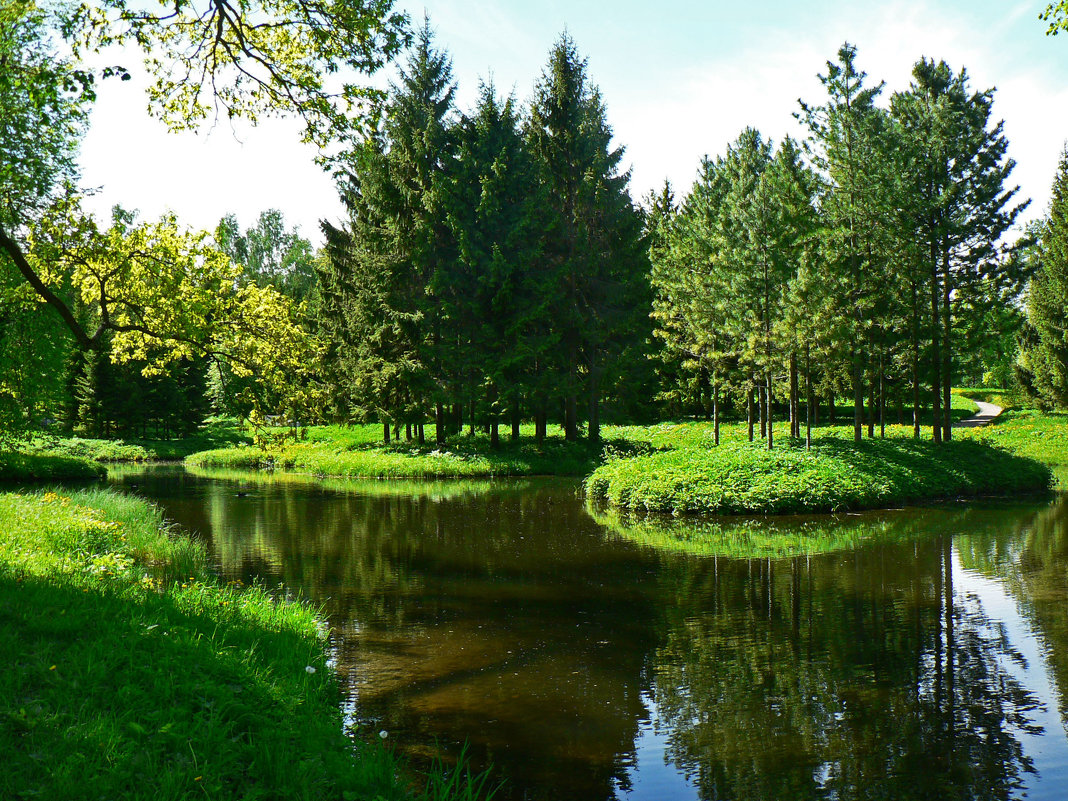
[108,465,1068,800]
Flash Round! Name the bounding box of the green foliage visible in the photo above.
[216,209,319,305]
[0,488,496,800]
[78,0,408,152]
[585,437,1051,515]
[0,451,104,481]
[1042,2,1068,34]
[1020,148,1068,408]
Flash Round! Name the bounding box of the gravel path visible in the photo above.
[955,399,1004,429]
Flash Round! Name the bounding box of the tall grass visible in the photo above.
[0,450,105,481]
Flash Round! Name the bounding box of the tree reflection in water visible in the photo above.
[652,535,1043,800]
[115,467,1068,801]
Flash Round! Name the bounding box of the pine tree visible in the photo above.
[799,43,888,444]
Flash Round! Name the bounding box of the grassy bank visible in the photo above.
[2,418,252,470]
[961,409,1068,487]
[0,451,106,481]
[184,396,982,481]
[187,424,602,478]
[585,438,1052,515]
[0,488,489,800]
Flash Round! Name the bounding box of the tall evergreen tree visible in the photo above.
[444,82,546,446]
[800,43,889,443]
[526,34,648,443]
[892,59,1025,441]
[1021,147,1068,407]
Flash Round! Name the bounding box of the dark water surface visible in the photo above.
[109,466,1068,800]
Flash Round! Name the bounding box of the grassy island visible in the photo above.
[585,437,1052,515]
[186,424,602,477]
[0,489,488,801]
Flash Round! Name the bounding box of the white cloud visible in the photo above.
[612,0,1067,229]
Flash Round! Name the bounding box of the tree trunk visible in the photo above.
[564,345,579,441]
[713,375,720,446]
[941,251,953,442]
[435,402,445,445]
[867,381,875,439]
[383,420,391,445]
[589,351,601,444]
[911,277,921,439]
[767,371,774,450]
[759,384,767,441]
[511,399,521,442]
[790,353,799,438]
[853,348,863,444]
[418,423,425,445]
[805,344,812,450]
[930,259,943,444]
[747,386,754,442]
[879,354,885,438]
[535,400,547,444]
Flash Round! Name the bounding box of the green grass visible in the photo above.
[585,437,1052,515]
[0,488,495,801]
[0,451,105,481]
[4,418,252,467]
[188,424,603,478]
[960,408,1068,488]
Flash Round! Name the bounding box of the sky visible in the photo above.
[78,0,1068,245]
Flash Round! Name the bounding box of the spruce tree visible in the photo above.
[1022,147,1068,406]
[445,82,546,446]
[526,34,648,442]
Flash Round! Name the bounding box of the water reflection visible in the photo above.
[110,467,1068,800]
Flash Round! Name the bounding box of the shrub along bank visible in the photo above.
[585,437,1053,515]
[0,488,492,801]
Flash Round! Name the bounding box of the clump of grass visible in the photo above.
[0,488,495,801]
[187,425,602,478]
[585,437,1052,515]
[0,450,105,481]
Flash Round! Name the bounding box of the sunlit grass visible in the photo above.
[0,488,497,801]
[586,436,1052,515]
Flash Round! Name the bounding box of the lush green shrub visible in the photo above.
[0,450,105,481]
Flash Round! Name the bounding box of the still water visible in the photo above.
[110,466,1068,800]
